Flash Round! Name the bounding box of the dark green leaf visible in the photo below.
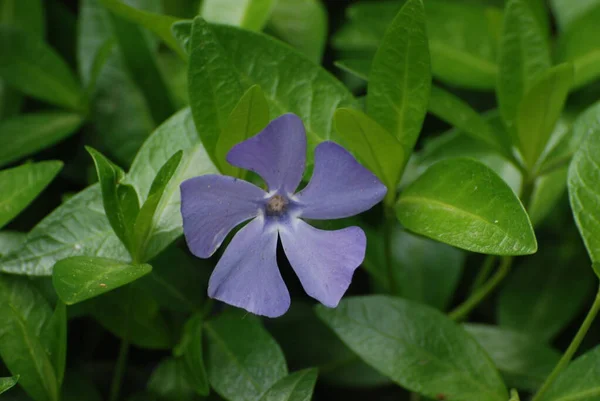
[259,369,317,401]
[0,112,83,168]
[174,313,210,396]
[40,301,67,388]
[0,275,59,401]
[464,324,561,391]
[0,161,63,229]
[0,0,44,38]
[0,25,84,111]
[201,0,276,31]
[205,310,288,401]
[61,372,102,401]
[367,0,430,156]
[537,345,600,401]
[317,296,508,401]
[267,0,327,63]
[497,0,551,129]
[147,358,197,401]
[215,85,270,177]
[0,376,19,395]
[53,256,152,304]
[396,158,537,255]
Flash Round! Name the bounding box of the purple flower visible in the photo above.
[180,113,387,317]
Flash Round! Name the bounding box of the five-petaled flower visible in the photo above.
[180,113,387,317]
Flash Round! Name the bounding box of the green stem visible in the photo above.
[383,209,398,295]
[109,338,130,401]
[470,255,496,294]
[531,284,600,401]
[449,257,513,322]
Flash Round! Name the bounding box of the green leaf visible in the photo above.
[0,25,84,111]
[41,301,67,388]
[53,256,152,304]
[334,108,404,205]
[528,167,569,226]
[0,276,59,401]
[568,112,600,264]
[205,310,288,401]
[317,295,508,401]
[201,0,276,31]
[367,0,431,156]
[147,358,197,401]
[516,63,574,170]
[536,345,600,401]
[132,151,183,262]
[0,377,19,395]
[334,59,370,81]
[174,313,210,396]
[87,147,140,254]
[550,0,600,31]
[0,161,63,229]
[464,324,561,391]
[215,85,270,177]
[0,0,44,38]
[0,112,83,168]
[267,0,327,63]
[498,246,594,341]
[0,231,26,257]
[259,369,317,401]
[497,0,551,129]
[594,263,600,279]
[396,158,537,255]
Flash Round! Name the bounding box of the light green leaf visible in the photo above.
[367,0,430,156]
[0,231,26,257]
[537,345,600,401]
[396,158,537,255]
[40,301,67,388]
[0,112,83,168]
[516,63,573,170]
[568,112,600,264]
[215,85,270,176]
[498,0,551,129]
[201,0,276,31]
[174,313,209,396]
[206,310,288,401]
[0,161,63,229]
[0,276,59,401]
[528,167,569,226]
[259,369,317,401]
[53,256,152,304]
[334,108,404,205]
[267,0,327,63]
[464,324,561,391]
[317,295,508,401]
[0,25,84,111]
[0,376,19,395]
[550,0,600,31]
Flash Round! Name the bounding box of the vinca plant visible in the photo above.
[1,0,600,400]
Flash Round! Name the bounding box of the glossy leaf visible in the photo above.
[53,256,152,304]
[0,377,19,395]
[205,310,288,401]
[0,161,63,229]
[267,0,327,62]
[334,108,404,204]
[215,85,270,176]
[0,112,83,168]
[498,0,551,129]
[396,158,537,255]
[0,25,84,111]
[568,113,600,264]
[0,276,59,401]
[516,63,573,169]
[317,295,508,401]
[537,345,600,401]
[367,0,431,155]
[465,324,561,391]
[174,313,210,396]
[259,369,318,401]
[201,0,276,31]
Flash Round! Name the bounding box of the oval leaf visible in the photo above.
[259,369,318,401]
[316,295,508,401]
[396,158,537,255]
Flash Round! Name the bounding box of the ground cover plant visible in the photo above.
[1,0,600,400]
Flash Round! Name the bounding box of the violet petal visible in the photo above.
[280,219,365,307]
[226,113,306,194]
[180,175,265,258]
[208,218,290,318]
[295,141,387,219]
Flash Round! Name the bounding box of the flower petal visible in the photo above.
[208,218,290,318]
[180,175,265,258]
[226,113,306,194]
[280,219,365,307]
[295,141,387,219]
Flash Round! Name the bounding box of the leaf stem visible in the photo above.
[531,284,600,401]
[109,338,130,401]
[469,255,496,294]
[449,256,512,322]
[383,209,398,295]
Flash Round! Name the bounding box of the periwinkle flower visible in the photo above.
[180,113,386,317]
